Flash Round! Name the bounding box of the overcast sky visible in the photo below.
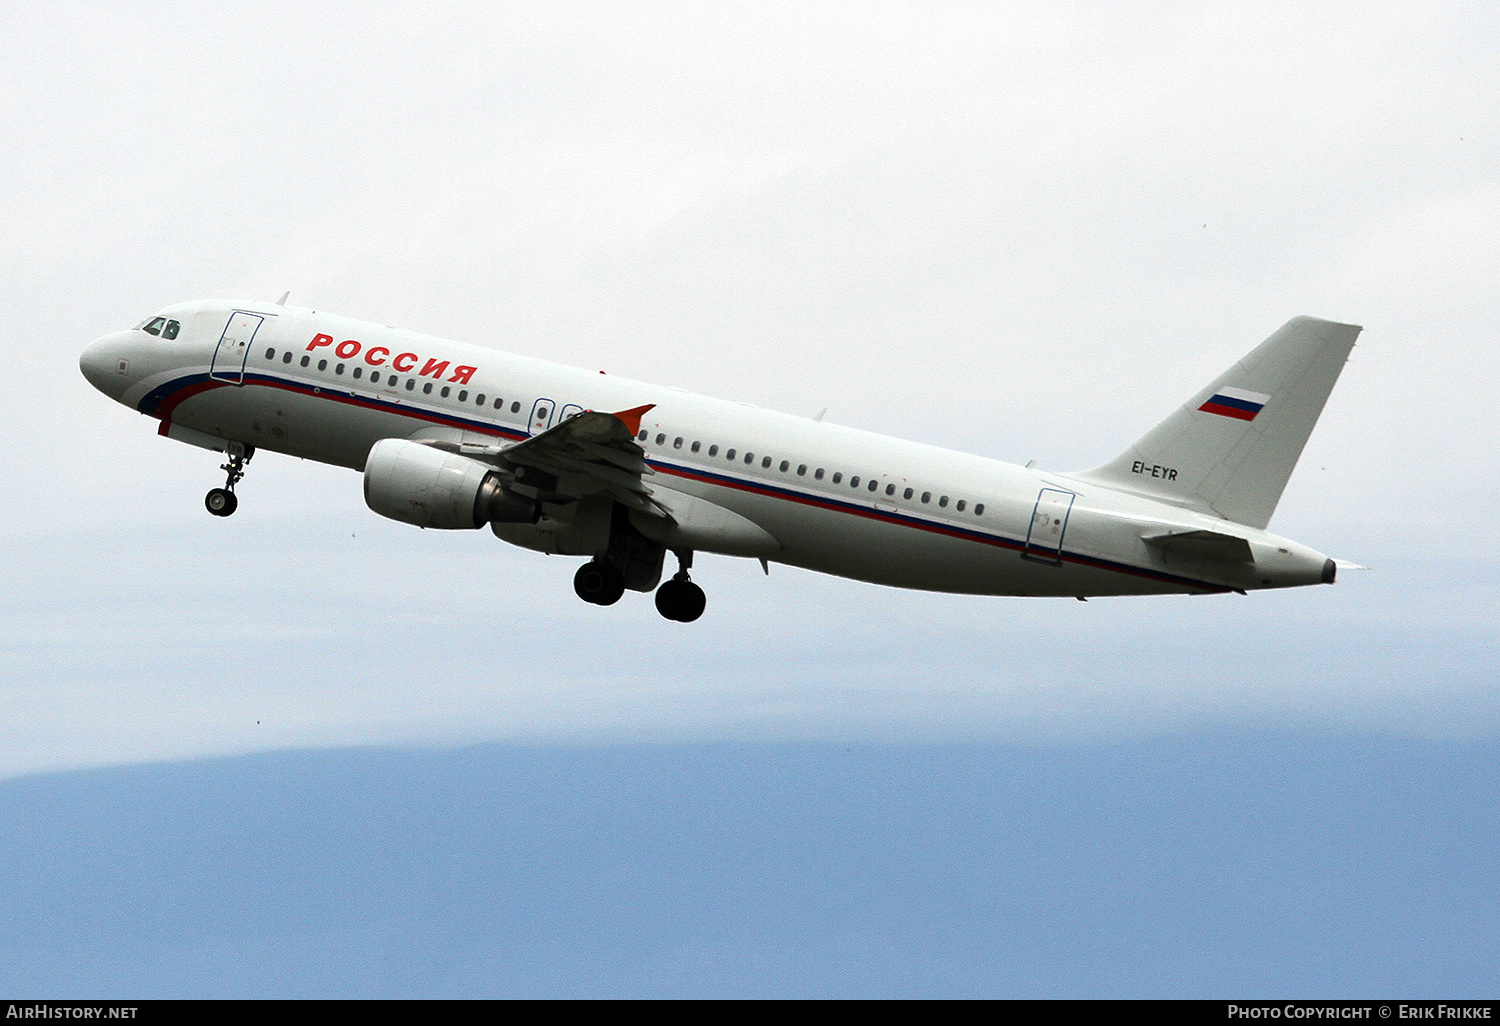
[1,3,1497,995]
[3,0,1494,774]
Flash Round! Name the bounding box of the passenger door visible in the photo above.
[209,312,264,384]
[1023,488,1075,563]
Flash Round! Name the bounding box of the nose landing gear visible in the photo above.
[205,448,252,518]
[654,550,706,623]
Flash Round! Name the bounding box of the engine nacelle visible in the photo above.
[363,438,538,529]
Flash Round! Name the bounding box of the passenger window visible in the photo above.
[424,383,433,394]
[353,367,363,379]
[142,317,165,336]
[458,390,468,402]
[709,445,719,457]
[673,437,683,449]
[868,480,878,492]
[162,320,180,340]
[441,386,451,398]
[317,359,327,371]
[493,398,503,409]
[779,460,789,472]
[511,402,521,413]
[762,456,772,468]
[797,464,807,476]
[903,487,913,500]
[744,452,754,464]
[265,348,275,360]
[939,496,949,508]
[335,363,344,375]
[850,476,860,487]
[656,433,666,445]
[726,449,736,460]
[406,379,415,391]
[832,473,842,484]
[476,393,485,405]
[974,503,985,516]
[282,352,292,364]
[956,500,967,512]
[691,441,701,453]
[921,491,930,503]
[815,469,825,480]
[638,430,648,440]
[885,483,894,495]
[300,355,310,367]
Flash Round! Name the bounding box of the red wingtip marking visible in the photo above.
[611,404,655,436]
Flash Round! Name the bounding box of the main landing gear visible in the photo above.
[655,550,706,623]
[572,549,707,622]
[205,449,252,518]
[655,576,706,623]
[574,559,626,606]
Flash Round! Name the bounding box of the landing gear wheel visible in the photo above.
[204,447,252,518]
[655,579,706,622]
[205,488,238,517]
[574,560,625,606]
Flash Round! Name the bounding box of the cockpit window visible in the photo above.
[142,317,166,336]
[161,319,180,340]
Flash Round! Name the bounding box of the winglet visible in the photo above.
[611,404,655,436]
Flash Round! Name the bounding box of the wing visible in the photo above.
[500,404,661,511]
[417,404,661,513]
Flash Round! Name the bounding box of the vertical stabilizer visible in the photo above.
[1071,317,1360,529]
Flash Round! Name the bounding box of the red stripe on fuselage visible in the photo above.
[161,372,1230,594]
[650,463,1227,593]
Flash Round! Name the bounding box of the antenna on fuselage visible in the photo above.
[276,291,290,306]
[813,407,827,422]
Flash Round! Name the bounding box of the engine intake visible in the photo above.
[364,438,538,529]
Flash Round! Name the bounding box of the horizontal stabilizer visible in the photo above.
[1142,528,1253,564]
[1073,316,1361,529]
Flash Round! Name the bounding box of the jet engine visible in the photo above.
[363,438,538,529]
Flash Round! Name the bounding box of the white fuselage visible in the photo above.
[80,300,1336,598]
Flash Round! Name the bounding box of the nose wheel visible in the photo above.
[205,488,238,517]
[205,448,252,518]
[655,549,705,622]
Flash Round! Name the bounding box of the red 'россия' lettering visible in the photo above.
[300,335,480,381]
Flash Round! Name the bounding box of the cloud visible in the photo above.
[5,1,1497,776]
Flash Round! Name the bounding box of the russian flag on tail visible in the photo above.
[1199,385,1269,421]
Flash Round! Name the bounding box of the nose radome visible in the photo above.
[80,332,133,400]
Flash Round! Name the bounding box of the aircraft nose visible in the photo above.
[80,331,134,400]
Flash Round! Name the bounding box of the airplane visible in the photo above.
[79,298,1359,622]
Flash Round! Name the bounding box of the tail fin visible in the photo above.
[1072,316,1360,529]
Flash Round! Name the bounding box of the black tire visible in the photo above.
[205,488,237,517]
[655,580,706,622]
[574,560,625,606]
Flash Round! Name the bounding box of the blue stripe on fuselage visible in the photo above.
[145,369,1231,593]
